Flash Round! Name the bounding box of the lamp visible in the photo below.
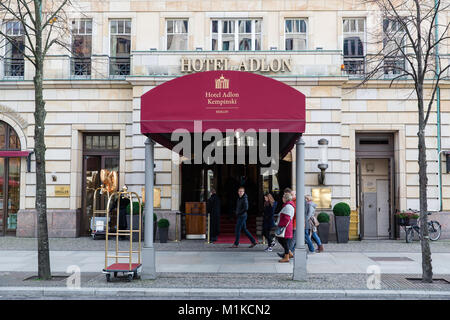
[318,138,329,185]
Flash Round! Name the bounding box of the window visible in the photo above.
[84,133,120,151]
[0,121,20,150]
[3,21,24,78]
[71,19,92,77]
[343,18,366,75]
[109,19,131,76]
[285,19,307,50]
[383,19,406,76]
[212,19,261,51]
[166,19,188,50]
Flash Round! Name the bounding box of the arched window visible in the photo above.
[0,121,21,150]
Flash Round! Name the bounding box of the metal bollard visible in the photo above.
[174,212,179,242]
[207,213,210,244]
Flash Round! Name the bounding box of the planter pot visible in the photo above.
[317,222,330,244]
[126,215,143,242]
[334,215,350,243]
[408,218,418,226]
[398,217,409,226]
[159,227,169,243]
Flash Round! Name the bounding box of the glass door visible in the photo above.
[6,158,20,233]
[0,157,20,235]
[0,158,4,235]
[81,155,120,235]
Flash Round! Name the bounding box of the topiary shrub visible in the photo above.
[126,201,144,215]
[153,213,157,222]
[157,218,170,228]
[333,202,350,216]
[317,212,330,223]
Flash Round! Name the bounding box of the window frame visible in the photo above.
[284,18,308,51]
[165,19,189,51]
[211,19,262,51]
[2,20,25,78]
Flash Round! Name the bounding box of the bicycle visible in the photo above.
[404,209,442,243]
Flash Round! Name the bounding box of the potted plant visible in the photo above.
[395,211,419,226]
[153,213,158,241]
[158,218,170,243]
[333,202,351,243]
[317,212,330,244]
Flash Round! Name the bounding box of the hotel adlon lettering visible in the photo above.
[181,57,292,73]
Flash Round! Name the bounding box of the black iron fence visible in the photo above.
[4,58,24,78]
[109,57,130,76]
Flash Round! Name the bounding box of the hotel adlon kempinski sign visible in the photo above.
[181,57,292,73]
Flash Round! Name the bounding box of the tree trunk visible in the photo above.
[417,96,433,283]
[34,0,51,280]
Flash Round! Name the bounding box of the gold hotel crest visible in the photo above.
[215,74,229,89]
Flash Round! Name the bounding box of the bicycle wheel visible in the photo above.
[428,221,441,241]
[406,228,414,243]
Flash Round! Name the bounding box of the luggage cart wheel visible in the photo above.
[106,274,111,282]
[127,274,133,282]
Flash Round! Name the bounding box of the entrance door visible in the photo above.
[0,157,20,236]
[376,180,390,238]
[359,158,390,239]
[81,155,120,235]
[81,133,120,236]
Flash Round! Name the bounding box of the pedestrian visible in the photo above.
[304,195,317,254]
[306,195,324,252]
[275,192,295,262]
[207,187,221,242]
[230,187,258,248]
[263,192,277,252]
[278,188,296,258]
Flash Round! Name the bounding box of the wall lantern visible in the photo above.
[318,138,329,185]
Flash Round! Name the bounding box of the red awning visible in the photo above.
[0,151,31,157]
[140,71,306,156]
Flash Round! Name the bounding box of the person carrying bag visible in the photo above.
[275,192,295,263]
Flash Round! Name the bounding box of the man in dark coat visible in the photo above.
[231,187,257,248]
[207,188,221,242]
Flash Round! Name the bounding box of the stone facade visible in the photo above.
[0,0,448,238]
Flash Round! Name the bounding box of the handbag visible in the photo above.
[275,216,291,238]
[310,216,320,227]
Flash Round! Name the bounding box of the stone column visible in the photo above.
[142,137,156,279]
[293,136,307,280]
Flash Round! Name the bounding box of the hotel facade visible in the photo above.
[0,0,449,240]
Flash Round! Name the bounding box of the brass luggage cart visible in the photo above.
[90,185,110,240]
[102,186,142,282]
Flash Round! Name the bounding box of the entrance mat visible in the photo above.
[369,256,414,262]
[213,233,258,244]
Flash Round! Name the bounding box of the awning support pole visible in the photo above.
[293,136,307,281]
[142,137,156,279]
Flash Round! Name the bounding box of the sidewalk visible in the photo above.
[1,237,449,299]
[2,250,450,274]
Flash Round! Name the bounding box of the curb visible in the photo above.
[1,287,450,298]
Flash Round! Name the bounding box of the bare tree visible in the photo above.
[0,0,71,280]
[353,0,450,282]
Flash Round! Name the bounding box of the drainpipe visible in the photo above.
[435,0,443,211]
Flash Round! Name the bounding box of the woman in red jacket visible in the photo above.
[275,192,296,263]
